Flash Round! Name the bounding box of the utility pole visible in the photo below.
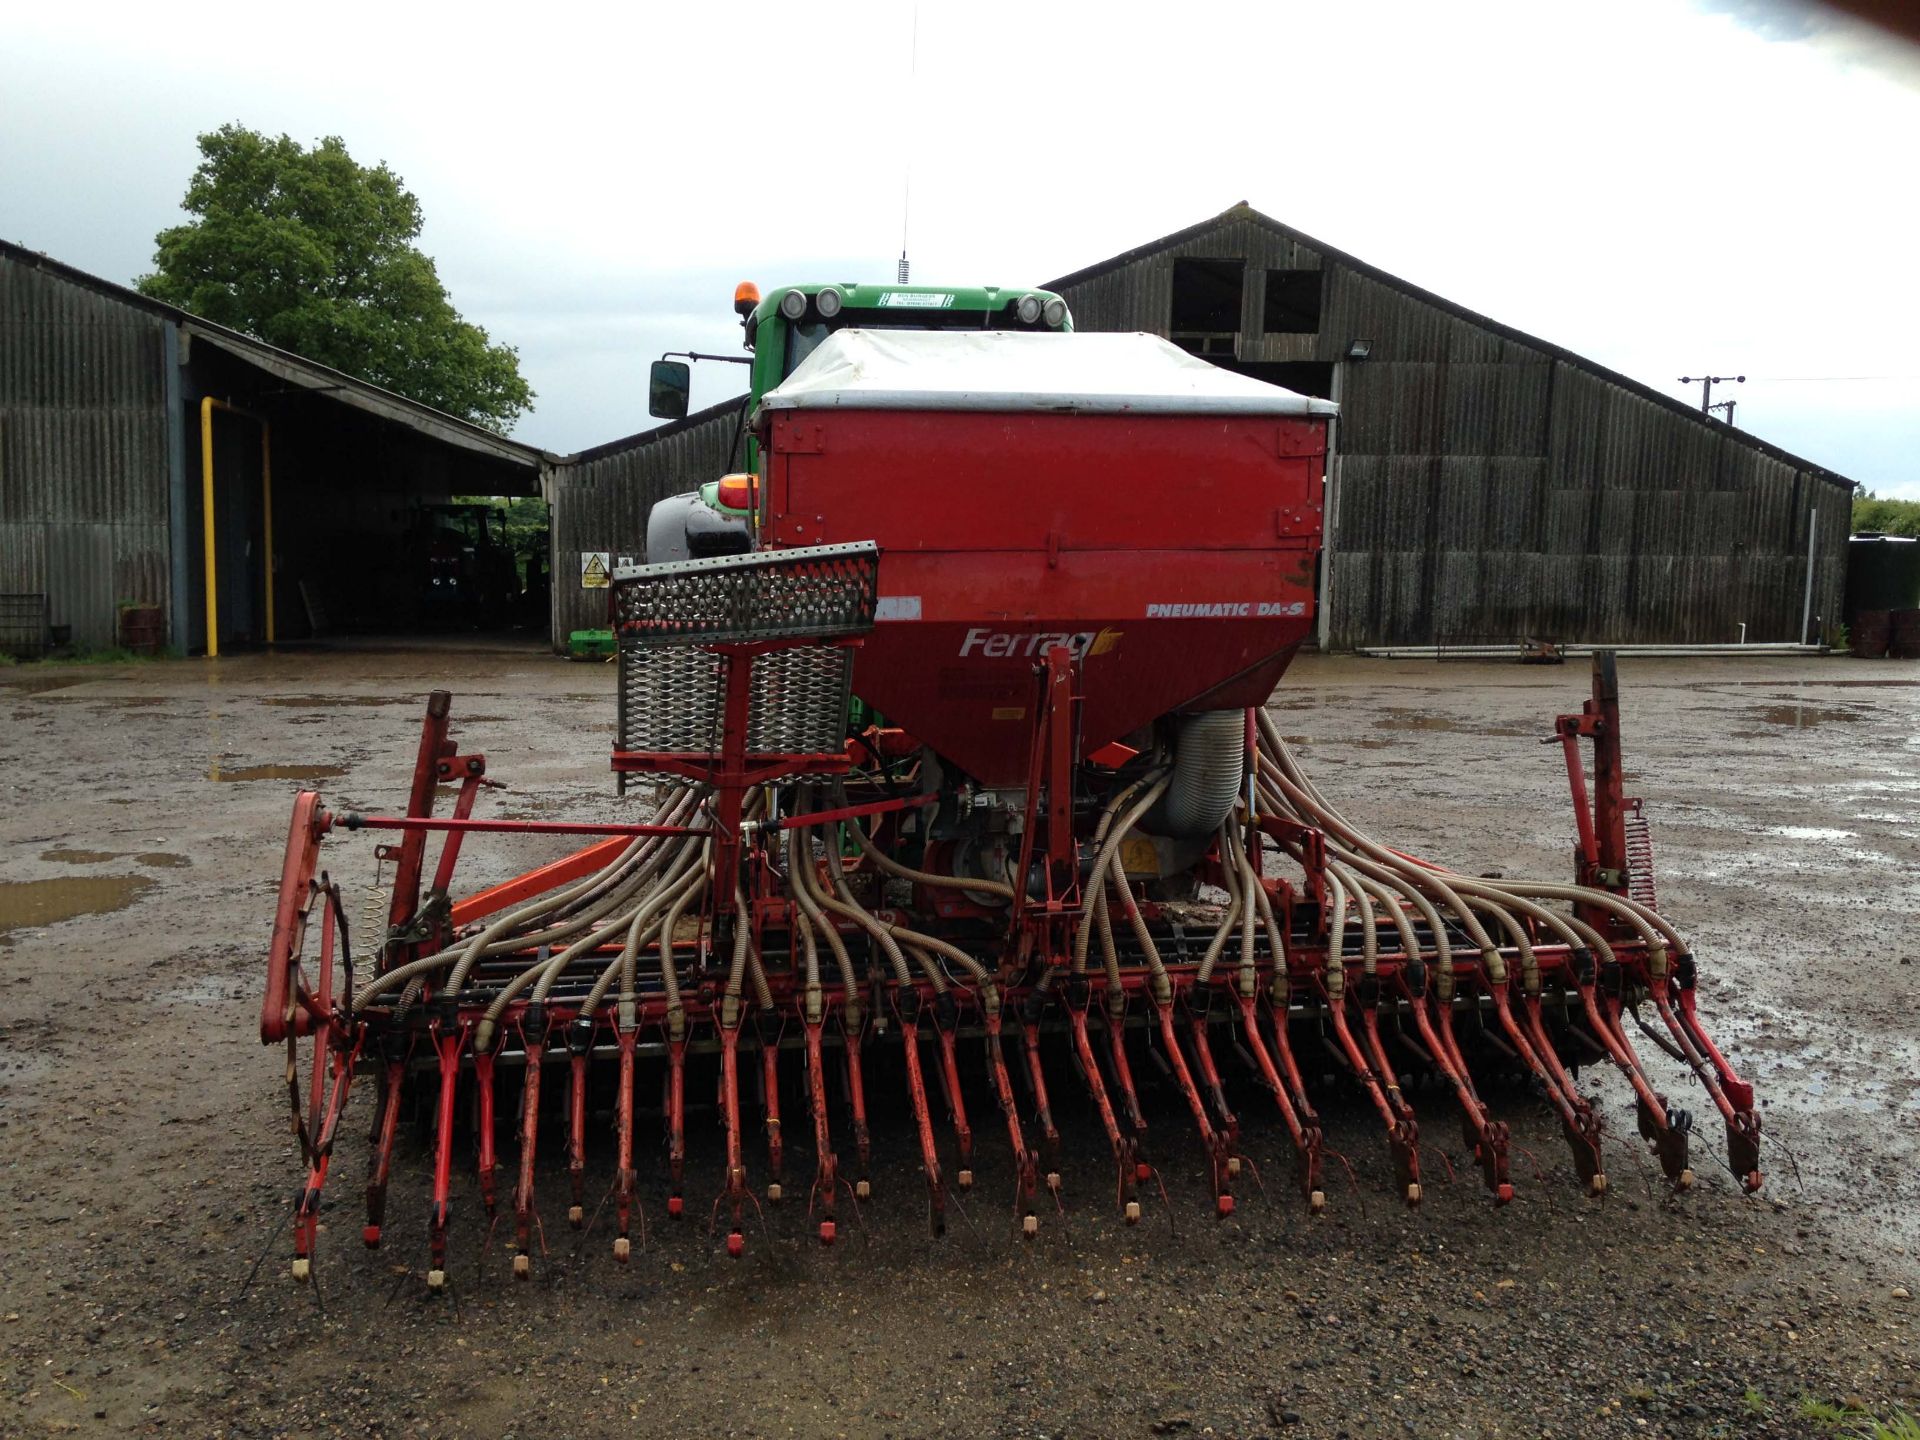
[1679,373,1745,418]
[1708,398,1737,427]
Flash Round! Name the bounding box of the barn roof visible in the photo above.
[0,236,548,470]
[1047,203,1855,493]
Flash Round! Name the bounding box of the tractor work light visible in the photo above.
[1042,296,1068,328]
[1015,294,1043,324]
[779,289,808,321]
[815,286,845,319]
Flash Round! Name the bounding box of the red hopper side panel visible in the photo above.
[763,407,1326,786]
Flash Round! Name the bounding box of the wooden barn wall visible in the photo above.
[0,253,171,650]
[1055,239,1851,647]
[546,406,739,647]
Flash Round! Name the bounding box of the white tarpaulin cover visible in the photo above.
[759,329,1339,417]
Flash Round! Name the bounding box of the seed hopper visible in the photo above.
[262,330,1760,1288]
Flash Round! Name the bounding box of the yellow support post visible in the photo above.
[200,396,219,658]
[261,420,275,645]
[198,396,274,655]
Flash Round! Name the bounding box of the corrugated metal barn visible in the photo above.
[7,205,1857,657]
[1,239,545,654]
[549,204,1852,652]
[546,398,744,643]
[1048,205,1854,650]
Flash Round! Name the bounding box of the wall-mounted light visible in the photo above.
[1347,340,1372,361]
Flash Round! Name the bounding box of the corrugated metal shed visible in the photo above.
[1049,205,1854,647]
[0,238,547,652]
[546,397,742,643]
[0,247,172,649]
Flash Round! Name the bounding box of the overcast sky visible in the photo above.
[5,0,1917,497]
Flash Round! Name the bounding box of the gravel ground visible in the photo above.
[2,646,1916,1439]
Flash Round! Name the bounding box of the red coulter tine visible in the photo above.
[1151,998,1235,1218]
[1065,993,1136,1221]
[932,1004,975,1190]
[564,1024,590,1228]
[1323,975,1421,1206]
[1102,1000,1149,1151]
[897,998,947,1235]
[512,1027,544,1279]
[363,1047,406,1250]
[1235,993,1322,1211]
[473,1050,498,1221]
[1020,1016,1062,1198]
[757,1015,786,1204]
[982,1012,1039,1234]
[613,1025,638,1261]
[804,1017,838,1243]
[1400,978,1510,1203]
[717,1022,749,1256]
[426,1021,465,1288]
[257,331,1764,1288]
[665,1034,688,1218]
[842,1018,873,1203]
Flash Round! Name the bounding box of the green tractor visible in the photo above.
[644,281,1072,562]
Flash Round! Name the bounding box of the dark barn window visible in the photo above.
[1169,258,1245,355]
[1263,269,1323,334]
[1227,360,1334,399]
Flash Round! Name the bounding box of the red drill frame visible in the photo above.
[260,645,1762,1294]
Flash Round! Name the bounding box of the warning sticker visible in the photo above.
[581,552,611,589]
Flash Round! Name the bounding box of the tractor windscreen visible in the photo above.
[785,321,832,376]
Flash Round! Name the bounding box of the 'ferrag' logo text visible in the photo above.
[957,628,1123,661]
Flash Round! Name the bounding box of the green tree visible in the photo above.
[1853,490,1920,537]
[138,124,533,432]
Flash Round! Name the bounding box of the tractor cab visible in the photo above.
[643,281,1073,564]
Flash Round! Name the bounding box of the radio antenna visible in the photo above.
[899,4,917,283]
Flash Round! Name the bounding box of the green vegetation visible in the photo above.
[1802,1397,1864,1427]
[139,124,533,433]
[1797,1395,1920,1439]
[1743,1387,1769,1416]
[1854,490,1920,537]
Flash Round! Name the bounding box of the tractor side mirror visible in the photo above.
[648,360,692,421]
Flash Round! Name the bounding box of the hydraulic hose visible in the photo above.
[787,819,861,1030]
[839,784,1015,902]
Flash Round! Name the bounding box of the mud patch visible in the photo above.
[258,695,414,708]
[1747,704,1865,728]
[1370,708,1538,738]
[40,847,125,864]
[1718,677,1920,689]
[135,851,191,869]
[0,672,90,695]
[0,873,157,936]
[206,761,349,783]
